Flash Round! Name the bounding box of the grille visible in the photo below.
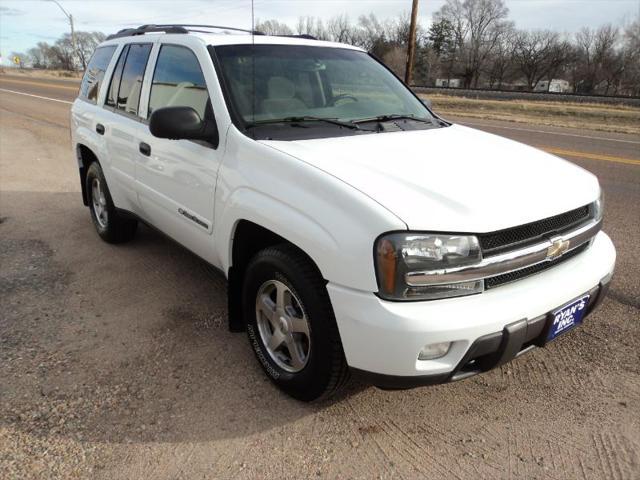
[479,205,591,256]
[485,243,589,289]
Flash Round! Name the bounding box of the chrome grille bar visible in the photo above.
[405,219,602,287]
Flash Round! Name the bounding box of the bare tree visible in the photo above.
[543,37,572,90]
[50,35,75,70]
[386,13,412,46]
[255,19,293,36]
[620,20,640,95]
[572,24,621,93]
[24,31,105,71]
[568,28,595,92]
[484,23,516,88]
[327,14,361,44]
[435,0,510,87]
[74,31,106,70]
[296,16,328,40]
[355,13,393,57]
[593,24,621,94]
[27,42,52,69]
[512,30,570,90]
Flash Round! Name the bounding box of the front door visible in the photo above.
[135,44,222,260]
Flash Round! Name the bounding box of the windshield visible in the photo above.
[213,44,435,126]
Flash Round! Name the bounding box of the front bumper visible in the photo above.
[328,231,616,387]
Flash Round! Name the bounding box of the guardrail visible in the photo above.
[411,85,640,107]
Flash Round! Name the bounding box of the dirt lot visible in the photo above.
[1,87,639,479]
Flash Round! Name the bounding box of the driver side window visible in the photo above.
[148,45,210,119]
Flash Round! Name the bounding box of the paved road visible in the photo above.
[1,74,639,479]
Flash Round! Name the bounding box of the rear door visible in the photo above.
[101,42,153,213]
[135,42,223,260]
[71,44,118,200]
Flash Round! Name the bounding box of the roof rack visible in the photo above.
[106,24,264,40]
[106,25,188,40]
[279,34,318,40]
[155,24,264,35]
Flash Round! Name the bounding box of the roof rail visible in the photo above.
[106,25,189,40]
[105,24,325,41]
[106,24,265,41]
[154,24,265,35]
[278,34,318,40]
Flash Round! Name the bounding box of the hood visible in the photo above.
[261,124,599,232]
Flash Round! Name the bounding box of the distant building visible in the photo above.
[499,80,529,91]
[534,79,571,93]
[435,78,462,88]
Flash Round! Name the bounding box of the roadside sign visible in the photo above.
[13,55,20,65]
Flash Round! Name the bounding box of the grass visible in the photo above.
[422,93,640,136]
[0,67,82,79]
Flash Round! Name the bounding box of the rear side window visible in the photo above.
[148,45,209,119]
[106,46,127,108]
[106,43,152,116]
[79,45,116,103]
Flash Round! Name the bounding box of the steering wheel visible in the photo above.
[332,94,358,105]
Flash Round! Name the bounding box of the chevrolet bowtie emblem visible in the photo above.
[547,237,570,260]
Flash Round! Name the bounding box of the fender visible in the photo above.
[217,187,339,278]
[212,127,407,292]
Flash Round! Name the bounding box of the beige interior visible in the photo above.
[149,82,209,118]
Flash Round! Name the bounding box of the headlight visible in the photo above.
[375,233,483,301]
[593,190,604,222]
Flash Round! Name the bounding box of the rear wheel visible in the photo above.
[243,245,349,401]
[86,161,137,243]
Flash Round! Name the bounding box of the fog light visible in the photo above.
[418,342,451,360]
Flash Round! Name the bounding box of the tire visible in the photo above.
[242,244,349,401]
[85,161,137,243]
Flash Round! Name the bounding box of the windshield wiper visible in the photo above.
[352,114,433,124]
[247,116,361,130]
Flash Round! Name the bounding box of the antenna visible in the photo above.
[251,0,256,124]
[251,0,255,32]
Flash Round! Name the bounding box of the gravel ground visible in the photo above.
[1,89,639,479]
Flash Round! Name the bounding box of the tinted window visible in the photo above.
[149,45,209,118]
[79,45,116,103]
[114,43,152,116]
[106,45,127,108]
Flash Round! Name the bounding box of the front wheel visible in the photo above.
[242,245,349,401]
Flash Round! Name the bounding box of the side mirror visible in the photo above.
[149,106,218,147]
[421,98,433,110]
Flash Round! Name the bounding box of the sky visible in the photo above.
[1,0,639,64]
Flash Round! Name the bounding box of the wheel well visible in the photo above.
[77,144,99,206]
[227,220,322,332]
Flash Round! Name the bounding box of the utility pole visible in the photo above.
[404,0,420,85]
[50,0,77,70]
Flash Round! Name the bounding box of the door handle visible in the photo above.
[139,142,151,156]
[95,123,105,135]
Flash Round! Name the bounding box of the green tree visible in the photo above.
[428,18,455,58]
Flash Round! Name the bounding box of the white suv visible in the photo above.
[71,25,616,401]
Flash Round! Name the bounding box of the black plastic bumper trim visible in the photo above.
[352,276,612,391]
[350,368,450,390]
